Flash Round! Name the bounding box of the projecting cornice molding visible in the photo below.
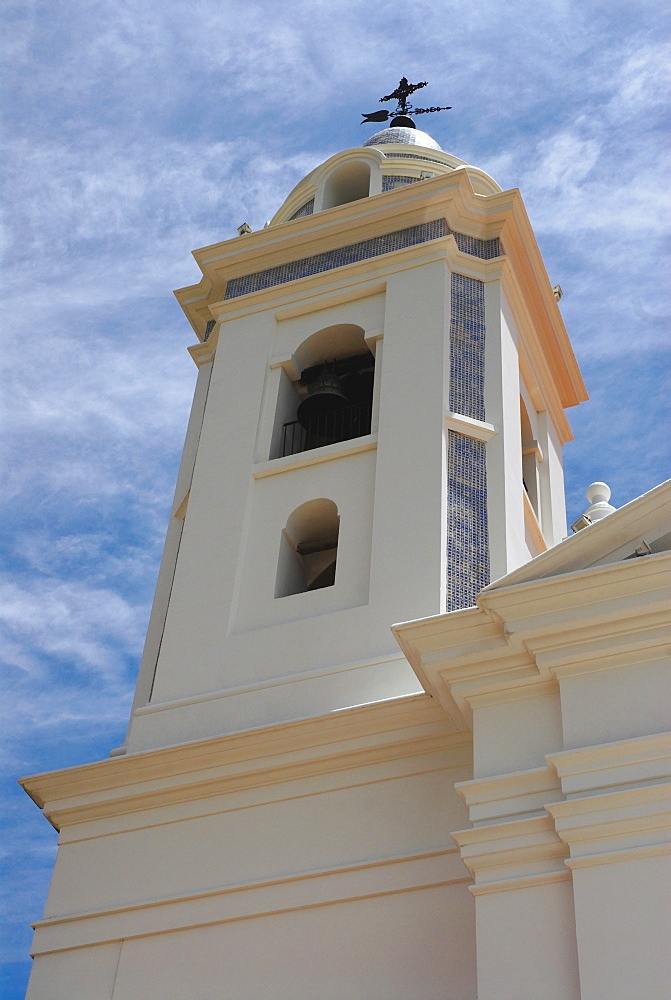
[174,168,586,413]
[546,731,671,798]
[451,814,569,888]
[20,694,468,833]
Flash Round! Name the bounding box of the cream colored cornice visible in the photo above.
[546,783,671,857]
[547,731,671,797]
[173,170,587,415]
[455,765,563,825]
[20,694,468,831]
[494,192,587,408]
[177,170,483,309]
[477,548,670,632]
[452,814,569,887]
[499,260,575,443]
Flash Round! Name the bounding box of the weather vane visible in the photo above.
[361,77,451,127]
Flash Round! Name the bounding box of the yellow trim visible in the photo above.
[523,488,547,554]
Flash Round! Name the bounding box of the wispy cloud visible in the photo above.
[2,2,670,996]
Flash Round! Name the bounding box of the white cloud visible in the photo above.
[612,41,671,114]
[2,4,670,995]
[0,578,145,676]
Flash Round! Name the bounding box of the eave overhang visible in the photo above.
[174,169,587,412]
[19,694,465,832]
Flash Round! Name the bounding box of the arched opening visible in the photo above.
[322,161,371,210]
[271,325,376,459]
[275,499,340,598]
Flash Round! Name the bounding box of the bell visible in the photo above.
[297,371,349,430]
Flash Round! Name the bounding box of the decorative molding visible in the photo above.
[452,815,568,884]
[173,171,587,419]
[20,694,468,832]
[547,731,671,797]
[444,411,497,442]
[273,282,387,321]
[253,436,377,479]
[208,240,454,323]
[546,783,671,857]
[456,765,563,824]
[565,842,671,869]
[30,849,469,955]
[469,868,571,896]
[484,481,671,592]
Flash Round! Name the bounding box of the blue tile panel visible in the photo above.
[449,273,486,421]
[204,319,215,342]
[446,431,490,611]
[451,231,501,259]
[224,219,449,299]
[388,153,449,165]
[289,199,315,220]
[382,174,421,192]
[225,222,501,300]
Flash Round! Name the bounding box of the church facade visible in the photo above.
[21,119,671,999]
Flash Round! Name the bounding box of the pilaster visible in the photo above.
[546,734,671,1000]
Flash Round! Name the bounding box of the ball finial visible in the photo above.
[571,482,617,532]
[585,482,611,505]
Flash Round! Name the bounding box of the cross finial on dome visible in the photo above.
[361,77,452,128]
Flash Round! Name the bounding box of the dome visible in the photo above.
[362,126,442,151]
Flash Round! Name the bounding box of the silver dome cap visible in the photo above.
[362,126,442,151]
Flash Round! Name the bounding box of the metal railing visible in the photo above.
[281,401,373,458]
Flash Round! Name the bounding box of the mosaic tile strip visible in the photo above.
[363,127,442,150]
[382,174,421,192]
[204,319,215,342]
[289,199,315,220]
[446,431,490,611]
[224,219,448,299]
[449,273,486,421]
[388,153,449,166]
[450,230,501,260]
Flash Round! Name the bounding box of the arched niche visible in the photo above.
[294,324,368,372]
[275,498,340,598]
[271,325,375,459]
[321,161,371,211]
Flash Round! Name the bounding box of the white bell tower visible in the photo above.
[22,105,590,1000]
[122,120,585,754]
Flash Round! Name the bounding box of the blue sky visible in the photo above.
[2,1,669,995]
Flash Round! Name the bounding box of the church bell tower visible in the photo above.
[22,87,589,1000]
[121,98,585,754]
